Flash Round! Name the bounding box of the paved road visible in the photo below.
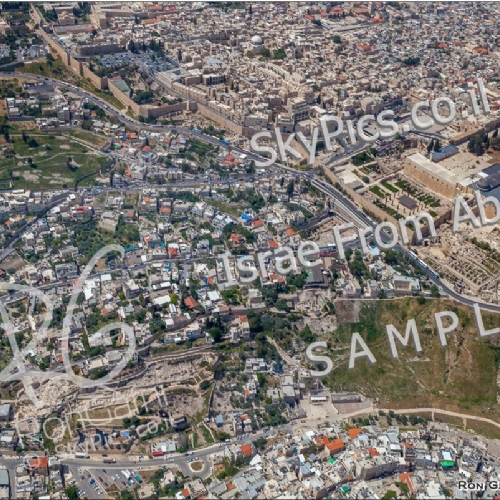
[378,407,500,430]
[3,68,500,316]
[0,425,282,491]
[1,401,497,494]
[310,176,500,313]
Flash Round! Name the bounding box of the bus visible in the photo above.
[103,459,116,464]
[152,451,164,457]
[75,452,89,459]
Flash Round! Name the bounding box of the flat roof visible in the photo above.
[0,469,9,486]
[481,163,500,176]
[397,194,418,210]
[407,152,460,185]
[426,144,459,161]
[0,404,10,418]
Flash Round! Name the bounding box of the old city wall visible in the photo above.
[140,101,197,119]
[68,54,83,76]
[81,63,108,90]
[37,30,239,128]
[196,102,245,135]
[403,162,457,200]
[322,167,415,243]
[38,27,70,65]
[107,79,140,114]
[449,116,500,146]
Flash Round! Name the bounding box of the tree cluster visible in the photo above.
[467,133,489,156]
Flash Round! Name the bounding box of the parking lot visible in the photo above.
[67,465,103,498]
[93,52,133,71]
[333,401,372,414]
[130,51,179,73]
[94,50,178,75]
[68,465,143,497]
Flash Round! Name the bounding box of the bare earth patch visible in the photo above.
[49,176,73,184]
[22,171,40,182]
[190,460,204,472]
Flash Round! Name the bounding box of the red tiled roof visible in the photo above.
[399,473,415,494]
[315,435,330,447]
[325,438,344,454]
[184,297,198,309]
[30,457,48,469]
[269,273,285,283]
[347,428,362,440]
[240,444,253,457]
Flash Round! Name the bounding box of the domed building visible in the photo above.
[251,35,263,54]
[477,177,492,191]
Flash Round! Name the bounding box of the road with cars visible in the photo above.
[2,71,500,316]
[0,425,291,497]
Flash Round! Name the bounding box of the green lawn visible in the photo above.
[1,132,109,189]
[327,299,500,418]
[381,181,398,193]
[17,57,126,111]
[369,185,389,199]
[17,58,73,80]
[76,78,126,110]
[67,129,108,148]
[208,199,245,217]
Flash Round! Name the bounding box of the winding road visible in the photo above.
[2,71,500,316]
